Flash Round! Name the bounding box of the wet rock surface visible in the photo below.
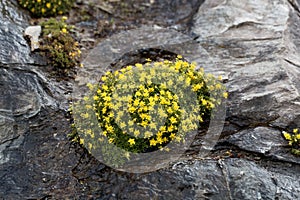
[0,0,300,199]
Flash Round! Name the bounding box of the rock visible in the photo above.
[24,26,42,51]
[192,0,300,130]
[0,0,33,64]
[222,159,300,200]
[220,127,300,164]
[69,158,300,199]
[0,0,300,199]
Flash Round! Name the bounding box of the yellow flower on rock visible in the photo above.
[223,92,228,99]
[134,130,140,137]
[128,138,135,146]
[170,116,177,124]
[74,57,228,159]
[283,131,292,141]
[108,138,114,144]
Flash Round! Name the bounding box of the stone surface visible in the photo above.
[0,0,33,64]
[24,26,42,51]
[0,0,300,199]
[192,0,300,131]
[220,127,300,164]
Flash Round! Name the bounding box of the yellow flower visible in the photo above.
[108,138,114,144]
[149,122,156,130]
[61,28,68,33]
[128,138,135,146]
[140,121,148,127]
[150,139,157,146]
[101,76,107,81]
[293,129,298,134]
[86,83,94,90]
[93,95,99,101]
[128,107,135,113]
[83,96,89,101]
[172,102,180,111]
[167,125,174,132]
[167,80,173,86]
[135,63,143,69]
[120,122,126,129]
[46,3,51,8]
[170,116,177,124]
[192,83,203,92]
[134,130,140,137]
[167,107,173,114]
[144,131,153,138]
[156,137,163,144]
[102,85,109,91]
[128,120,134,126]
[185,77,191,85]
[223,92,228,99]
[133,99,139,107]
[106,126,114,133]
[170,133,176,140]
[283,131,292,141]
[79,138,84,145]
[62,16,68,21]
[175,136,181,142]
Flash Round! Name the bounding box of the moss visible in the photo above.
[18,0,75,17]
[39,17,81,69]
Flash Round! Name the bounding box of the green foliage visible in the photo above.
[39,17,81,69]
[18,0,75,17]
[282,128,300,155]
[71,57,227,167]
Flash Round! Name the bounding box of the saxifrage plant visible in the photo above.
[71,56,228,167]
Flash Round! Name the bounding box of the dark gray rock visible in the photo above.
[192,0,300,130]
[0,0,300,199]
[223,159,300,200]
[0,0,33,64]
[221,127,300,164]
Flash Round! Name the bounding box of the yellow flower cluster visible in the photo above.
[39,18,81,68]
[72,56,228,161]
[282,128,300,155]
[18,0,75,17]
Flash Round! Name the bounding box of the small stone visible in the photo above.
[24,26,42,51]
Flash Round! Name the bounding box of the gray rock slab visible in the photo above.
[222,127,300,164]
[192,0,300,129]
[223,158,300,200]
[0,0,33,64]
